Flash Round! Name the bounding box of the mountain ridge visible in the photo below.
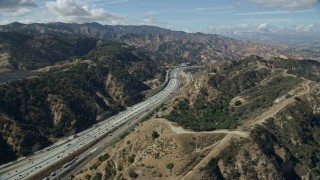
[0,22,311,68]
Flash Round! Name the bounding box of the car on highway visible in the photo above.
[65,143,71,147]
[0,67,189,180]
[63,162,70,168]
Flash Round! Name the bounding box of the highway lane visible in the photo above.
[59,104,163,180]
[0,66,192,180]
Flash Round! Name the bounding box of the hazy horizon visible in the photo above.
[0,0,319,37]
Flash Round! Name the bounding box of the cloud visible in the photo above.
[142,16,158,25]
[250,0,319,10]
[189,6,234,12]
[205,22,320,36]
[233,9,313,15]
[0,0,37,16]
[257,23,281,33]
[104,0,129,4]
[46,0,125,23]
[0,0,38,9]
[295,24,320,32]
[2,8,32,16]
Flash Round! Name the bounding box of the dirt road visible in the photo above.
[170,124,248,138]
[243,80,311,128]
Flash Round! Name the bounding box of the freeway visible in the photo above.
[0,66,193,180]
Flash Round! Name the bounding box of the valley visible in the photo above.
[0,67,189,180]
[73,56,320,180]
[0,22,319,180]
[0,71,41,85]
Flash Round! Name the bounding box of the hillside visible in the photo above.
[0,22,310,64]
[165,56,320,131]
[0,31,98,70]
[0,41,165,165]
[72,119,227,180]
[73,56,320,179]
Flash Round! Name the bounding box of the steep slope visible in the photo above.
[0,22,307,64]
[0,42,164,165]
[165,56,320,131]
[202,84,320,180]
[0,31,98,70]
[166,56,320,179]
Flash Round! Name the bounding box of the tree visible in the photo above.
[128,154,135,163]
[166,163,174,173]
[152,131,160,139]
[128,169,138,178]
[234,100,242,106]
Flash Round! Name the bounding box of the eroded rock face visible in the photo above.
[47,94,69,126]
[105,74,125,104]
[0,113,48,160]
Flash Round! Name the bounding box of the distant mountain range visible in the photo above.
[0,22,314,71]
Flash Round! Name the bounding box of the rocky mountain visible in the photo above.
[0,31,98,70]
[0,22,308,66]
[73,56,320,179]
[0,41,165,165]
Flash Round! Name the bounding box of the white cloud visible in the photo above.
[204,22,320,36]
[0,0,37,16]
[2,8,31,16]
[233,9,313,16]
[141,16,168,26]
[257,23,269,31]
[142,16,158,25]
[250,0,319,10]
[46,0,126,23]
[185,28,193,33]
[295,24,319,32]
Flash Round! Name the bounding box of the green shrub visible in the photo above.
[166,163,174,170]
[128,169,138,178]
[92,172,102,180]
[85,175,91,180]
[152,131,160,139]
[98,153,110,162]
[128,154,135,163]
[234,100,242,106]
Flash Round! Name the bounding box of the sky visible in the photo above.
[0,0,319,35]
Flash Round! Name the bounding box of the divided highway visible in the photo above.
[0,66,193,180]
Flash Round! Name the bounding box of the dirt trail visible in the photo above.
[170,61,312,179]
[283,69,297,78]
[243,80,311,128]
[243,60,310,127]
[170,123,248,138]
[181,134,234,180]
